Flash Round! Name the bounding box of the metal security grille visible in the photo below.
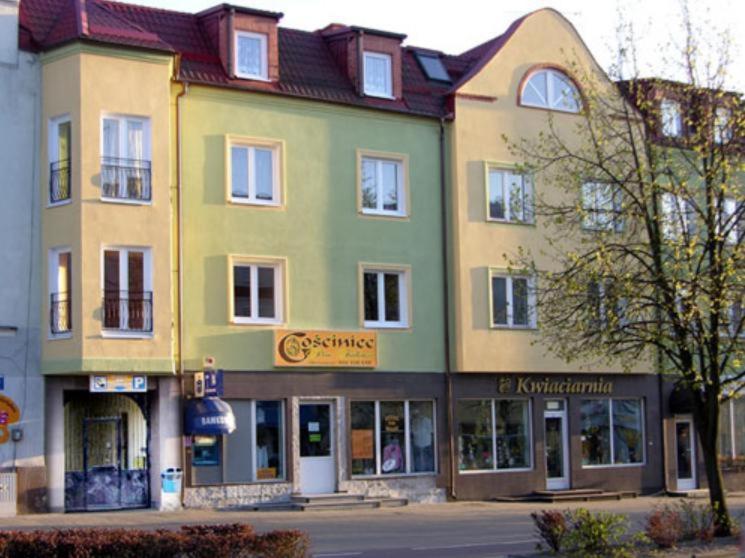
[0,472,17,517]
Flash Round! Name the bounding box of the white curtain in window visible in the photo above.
[102,118,119,159]
[365,54,390,95]
[127,120,143,161]
[238,35,262,77]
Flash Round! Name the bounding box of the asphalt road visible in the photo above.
[3,496,745,557]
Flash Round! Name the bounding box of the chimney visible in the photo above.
[0,0,20,65]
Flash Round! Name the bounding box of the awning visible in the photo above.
[669,387,694,414]
[184,397,236,435]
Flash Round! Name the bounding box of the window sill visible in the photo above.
[519,102,581,115]
[228,198,282,208]
[360,209,408,220]
[100,197,152,206]
[458,467,534,475]
[187,479,289,488]
[47,199,72,209]
[230,318,284,327]
[363,322,410,331]
[489,324,538,331]
[486,217,535,227]
[48,332,73,341]
[364,91,396,100]
[351,472,437,480]
[234,73,271,83]
[581,462,646,470]
[101,330,154,339]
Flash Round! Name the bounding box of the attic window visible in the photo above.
[520,68,581,113]
[235,31,268,81]
[661,99,682,137]
[363,52,393,99]
[414,52,450,83]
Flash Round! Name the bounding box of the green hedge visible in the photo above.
[0,524,309,558]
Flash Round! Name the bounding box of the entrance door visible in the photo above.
[84,417,122,510]
[675,417,697,491]
[299,403,335,494]
[545,402,570,490]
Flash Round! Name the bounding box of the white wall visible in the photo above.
[0,0,43,478]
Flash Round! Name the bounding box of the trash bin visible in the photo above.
[161,468,182,494]
[159,468,182,511]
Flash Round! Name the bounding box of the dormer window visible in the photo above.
[714,107,733,144]
[661,99,682,137]
[520,68,581,113]
[363,51,393,98]
[235,31,268,80]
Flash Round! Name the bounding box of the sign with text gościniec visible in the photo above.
[274,330,377,368]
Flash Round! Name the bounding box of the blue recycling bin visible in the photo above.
[161,467,182,494]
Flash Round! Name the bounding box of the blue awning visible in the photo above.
[184,397,236,435]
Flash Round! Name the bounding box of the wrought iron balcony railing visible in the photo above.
[50,159,71,203]
[102,291,153,333]
[101,157,152,202]
[50,292,72,335]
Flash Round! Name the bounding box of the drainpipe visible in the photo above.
[175,79,189,507]
[439,117,456,500]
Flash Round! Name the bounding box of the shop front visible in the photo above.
[453,373,664,499]
[182,371,448,508]
[45,374,181,512]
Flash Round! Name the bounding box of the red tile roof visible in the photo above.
[18,0,528,118]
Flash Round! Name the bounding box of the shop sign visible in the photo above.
[274,330,377,368]
[89,374,148,393]
[0,394,20,444]
[352,429,374,459]
[0,376,4,391]
[498,376,613,395]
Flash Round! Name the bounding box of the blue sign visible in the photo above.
[204,370,224,397]
[0,376,4,391]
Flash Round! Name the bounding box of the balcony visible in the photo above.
[50,159,71,204]
[101,157,151,202]
[103,291,153,334]
[50,293,72,335]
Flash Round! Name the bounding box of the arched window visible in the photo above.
[520,68,581,113]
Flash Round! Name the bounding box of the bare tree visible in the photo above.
[505,3,744,534]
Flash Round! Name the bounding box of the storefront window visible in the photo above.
[718,398,745,462]
[410,401,435,473]
[191,399,285,485]
[719,402,732,459]
[457,400,494,471]
[256,401,283,479]
[351,402,376,475]
[581,400,611,465]
[350,400,436,477]
[495,400,530,469]
[582,399,644,467]
[612,399,643,464]
[380,401,406,474]
[734,399,745,458]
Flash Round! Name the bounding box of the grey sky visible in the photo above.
[118,0,744,91]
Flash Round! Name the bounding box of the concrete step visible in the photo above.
[493,490,637,503]
[533,489,604,497]
[291,492,363,504]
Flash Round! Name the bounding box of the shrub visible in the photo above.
[562,508,636,558]
[645,507,683,548]
[676,499,715,542]
[531,510,568,553]
[0,524,308,558]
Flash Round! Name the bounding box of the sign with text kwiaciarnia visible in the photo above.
[274,330,377,368]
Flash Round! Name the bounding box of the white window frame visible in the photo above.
[581,182,624,232]
[230,258,284,325]
[489,272,536,329]
[457,398,534,474]
[48,247,72,339]
[100,246,153,338]
[580,398,646,469]
[363,51,393,99]
[228,140,282,206]
[234,30,269,81]
[486,166,534,224]
[361,266,410,329]
[520,68,581,113]
[359,154,407,217]
[100,114,152,204]
[48,115,72,207]
[662,193,696,240]
[351,399,437,478]
[661,99,683,137]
